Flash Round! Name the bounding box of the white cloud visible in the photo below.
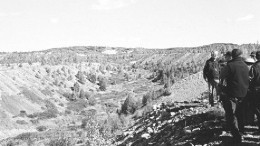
[50,18,59,24]
[10,12,22,16]
[0,12,7,17]
[0,12,22,17]
[92,0,137,10]
[236,14,255,22]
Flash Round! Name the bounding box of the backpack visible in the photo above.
[206,61,220,80]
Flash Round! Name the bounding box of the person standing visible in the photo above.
[203,51,220,106]
[250,51,257,62]
[242,58,255,125]
[220,49,249,143]
[249,51,260,133]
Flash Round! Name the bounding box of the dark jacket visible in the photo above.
[226,57,249,98]
[249,61,260,90]
[203,57,219,80]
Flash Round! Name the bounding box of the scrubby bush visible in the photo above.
[106,64,112,71]
[48,138,73,146]
[67,99,89,112]
[124,73,130,81]
[61,66,66,72]
[79,89,85,99]
[36,126,47,132]
[16,120,28,125]
[88,95,96,106]
[73,82,80,93]
[67,75,73,81]
[100,113,123,138]
[79,89,91,99]
[76,71,86,84]
[27,109,58,120]
[98,77,107,91]
[35,73,41,79]
[142,92,152,106]
[142,89,165,106]
[87,73,96,83]
[121,93,138,115]
[45,67,51,74]
[53,79,59,86]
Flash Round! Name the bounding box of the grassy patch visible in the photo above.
[21,87,43,104]
[67,99,89,112]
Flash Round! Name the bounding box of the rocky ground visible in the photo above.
[116,98,260,146]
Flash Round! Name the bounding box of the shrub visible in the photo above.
[45,67,51,74]
[100,113,123,138]
[36,126,47,132]
[41,88,54,97]
[88,95,96,106]
[87,73,96,83]
[124,73,130,81]
[48,138,73,146]
[30,109,58,120]
[142,92,152,106]
[61,66,66,72]
[79,89,85,99]
[73,82,80,93]
[79,89,91,99]
[142,89,165,106]
[67,99,89,112]
[20,110,27,117]
[106,64,112,71]
[98,77,107,91]
[67,75,73,81]
[35,73,41,79]
[121,93,138,115]
[53,79,59,86]
[76,71,86,84]
[16,120,28,125]
[63,92,72,99]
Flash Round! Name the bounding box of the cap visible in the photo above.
[224,51,232,57]
[232,49,242,58]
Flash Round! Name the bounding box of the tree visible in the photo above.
[98,77,107,91]
[76,71,86,84]
[73,82,80,93]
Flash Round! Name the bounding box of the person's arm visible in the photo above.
[249,66,256,90]
[203,61,209,81]
[219,65,229,81]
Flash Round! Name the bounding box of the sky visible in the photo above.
[0,0,260,52]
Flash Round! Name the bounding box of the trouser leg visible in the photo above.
[251,97,260,130]
[208,82,214,106]
[236,101,244,133]
[254,106,260,130]
[225,98,242,139]
[211,86,214,106]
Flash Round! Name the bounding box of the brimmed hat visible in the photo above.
[244,58,255,64]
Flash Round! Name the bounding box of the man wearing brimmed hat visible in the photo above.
[249,51,260,134]
[242,57,256,126]
[250,51,257,61]
[220,49,249,143]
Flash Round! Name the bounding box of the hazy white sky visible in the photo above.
[0,0,259,52]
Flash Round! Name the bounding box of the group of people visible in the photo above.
[203,49,260,143]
